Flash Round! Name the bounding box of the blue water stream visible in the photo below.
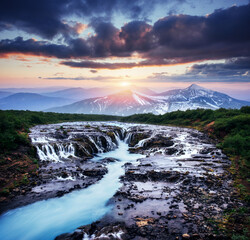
[0,140,144,240]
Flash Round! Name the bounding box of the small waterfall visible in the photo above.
[124,132,133,144]
[36,143,76,162]
[135,131,156,148]
[114,132,120,144]
[31,123,124,162]
[57,143,75,159]
[36,144,60,162]
[88,135,104,153]
[104,135,118,150]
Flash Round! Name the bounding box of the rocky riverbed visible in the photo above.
[0,122,244,239]
[0,122,124,213]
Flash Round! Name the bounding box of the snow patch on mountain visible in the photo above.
[46,84,250,115]
[132,93,151,105]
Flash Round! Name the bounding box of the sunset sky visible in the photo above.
[0,0,250,99]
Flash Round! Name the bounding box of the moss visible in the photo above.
[106,131,116,142]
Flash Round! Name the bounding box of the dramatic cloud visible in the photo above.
[61,58,178,69]
[147,57,250,82]
[145,3,250,62]
[0,3,250,71]
[61,60,140,69]
[0,37,90,59]
[120,21,154,52]
[189,57,250,76]
[0,0,72,39]
[0,0,181,39]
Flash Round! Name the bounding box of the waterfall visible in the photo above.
[124,132,133,144]
[31,123,125,162]
[35,143,76,162]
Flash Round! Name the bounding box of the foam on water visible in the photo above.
[0,140,144,240]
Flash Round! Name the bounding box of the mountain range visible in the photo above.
[47,84,250,115]
[0,84,249,114]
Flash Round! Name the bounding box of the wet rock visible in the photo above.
[165,148,178,155]
[61,172,68,178]
[102,157,119,163]
[83,168,108,177]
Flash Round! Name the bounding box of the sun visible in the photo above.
[120,81,131,87]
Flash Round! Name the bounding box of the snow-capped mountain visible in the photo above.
[47,84,250,115]
[47,90,158,115]
[152,84,250,113]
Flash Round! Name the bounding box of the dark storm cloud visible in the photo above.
[0,37,91,58]
[0,0,180,39]
[88,21,124,57]
[0,0,72,39]
[152,3,250,49]
[146,57,250,83]
[0,3,250,70]
[61,60,139,69]
[120,21,155,52]
[87,20,155,57]
[189,57,250,76]
[146,3,250,62]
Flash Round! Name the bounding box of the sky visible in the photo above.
[0,0,250,99]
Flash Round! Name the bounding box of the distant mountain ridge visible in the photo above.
[0,91,13,99]
[0,93,74,111]
[46,84,250,115]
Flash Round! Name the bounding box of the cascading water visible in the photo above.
[0,121,226,240]
[0,137,145,240]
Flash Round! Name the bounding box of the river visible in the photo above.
[0,139,144,240]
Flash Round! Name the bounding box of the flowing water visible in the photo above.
[0,121,228,240]
[0,140,144,240]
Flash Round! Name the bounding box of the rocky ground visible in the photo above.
[56,124,244,240]
[0,122,245,239]
[0,122,122,213]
